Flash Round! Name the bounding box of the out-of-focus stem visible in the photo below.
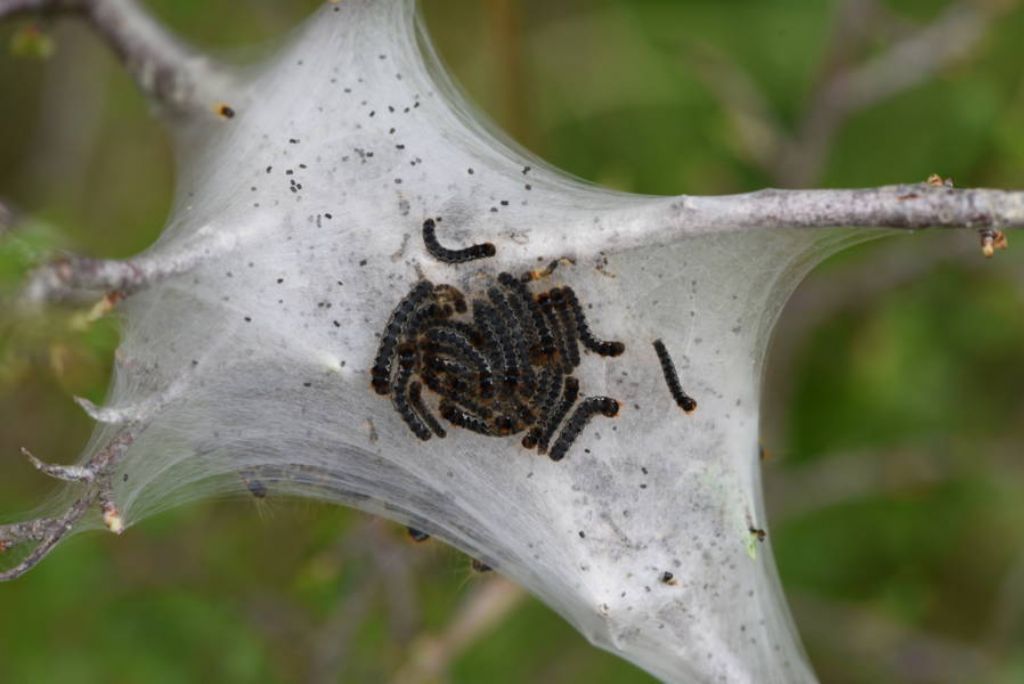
[0,0,238,117]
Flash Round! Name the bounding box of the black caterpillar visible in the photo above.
[371,232,623,460]
[422,218,496,263]
[652,338,697,414]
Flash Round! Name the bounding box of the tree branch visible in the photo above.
[16,183,1020,310]
[692,1,997,187]
[666,184,1021,241]
[0,0,237,116]
[19,224,240,305]
[0,427,134,581]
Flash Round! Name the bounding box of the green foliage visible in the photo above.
[9,24,54,61]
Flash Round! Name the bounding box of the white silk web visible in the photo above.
[6,2,877,682]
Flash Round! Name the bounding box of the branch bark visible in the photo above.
[16,183,1021,308]
[665,184,1023,237]
[0,0,236,116]
[19,224,241,305]
[0,428,135,580]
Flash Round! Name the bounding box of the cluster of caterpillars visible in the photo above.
[370,220,624,462]
[367,218,703,573]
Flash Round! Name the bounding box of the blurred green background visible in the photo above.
[2,0,1024,682]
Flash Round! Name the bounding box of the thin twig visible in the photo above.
[365,521,423,645]
[487,0,529,145]
[0,197,13,236]
[308,576,381,684]
[24,21,109,203]
[765,437,1024,523]
[0,427,135,580]
[777,2,990,187]
[21,446,96,482]
[390,578,526,684]
[986,550,1024,654]
[765,446,951,523]
[306,518,427,684]
[74,362,198,424]
[811,0,889,81]
[0,0,236,116]
[685,41,784,171]
[693,1,996,187]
